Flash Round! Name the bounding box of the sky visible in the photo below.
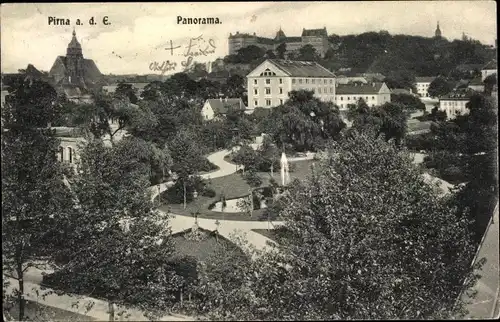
[1,1,497,75]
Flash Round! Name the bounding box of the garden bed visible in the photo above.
[160,160,316,221]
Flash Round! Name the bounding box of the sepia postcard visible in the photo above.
[1,2,498,321]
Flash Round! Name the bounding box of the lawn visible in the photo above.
[171,228,246,263]
[4,299,95,321]
[160,159,316,221]
[407,119,432,132]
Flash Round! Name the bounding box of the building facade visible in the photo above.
[415,76,436,97]
[335,82,392,109]
[228,27,329,57]
[246,59,336,109]
[438,91,473,119]
[481,60,497,81]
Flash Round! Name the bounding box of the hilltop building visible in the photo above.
[434,21,442,38]
[246,59,336,109]
[228,27,330,58]
[48,29,103,103]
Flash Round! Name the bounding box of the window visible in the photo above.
[280,99,283,105]
[254,79,257,85]
[279,88,283,94]
[266,88,271,95]
[299,79,303,84]
[266,79,270,84]
[330,88,333,93]
[266,99,271,106]
[254,89,258,95]
[59,147,64,162]
[68,147,73,163]
[372,96,375,100]
[312,79,315,84]
[347,96,350,100]
[330,79,333,84]
[324,79,327,84]
[254,100,258,106]
[279,78,283,84]
[341,97,344,101]
[365,96,368,100]
[306,79,309,84]
[292,79,296,84]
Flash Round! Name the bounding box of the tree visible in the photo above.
[391,93,426,112]
[265,50,276,59]
[428,76,454,98]
[298,44,319,61]
[47,138,183,321]
[276,43,287,59]
[114,82,138,104]
[195,132,478,320]
[2,80,74,321]
[170,129,211,209]
[235,45,265,64]
[384,70,417,93]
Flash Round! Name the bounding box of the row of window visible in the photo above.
[293,78,333,85]
[254,99,284,107]
[254,87,335,95]
[441,100,467,106]
[252,78,335,85]
[254,88,284,95]
[339,103,376,108]
[338,95,376,101]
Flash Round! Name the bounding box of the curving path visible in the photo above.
[156,144,454,254]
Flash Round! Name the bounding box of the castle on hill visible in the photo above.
[228,27,330,58]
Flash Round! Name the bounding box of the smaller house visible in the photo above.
[202,98,246,121]
[439,90,474,120]
[481,60,497,81]
[335,82,391,109]
[468,76,484,92]
[415,76,436,98]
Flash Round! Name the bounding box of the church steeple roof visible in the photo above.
[435,21,442,38]
[275,27,286,41]
[68,28,81,49]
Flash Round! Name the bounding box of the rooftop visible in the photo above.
[301,28,328,37]
[206,98,246,115]
[267,59,335,78]
[483,60,497,70]
[415,76,436,83]
[440,89,475,100]
[336,82,385,94]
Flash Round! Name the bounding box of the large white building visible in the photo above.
[438,91,473,119]
[415,76,436,98]
[246,59,336,109]
[335,82,391,109]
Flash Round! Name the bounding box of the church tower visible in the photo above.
[65,28,84,85]
[435,21,442,38]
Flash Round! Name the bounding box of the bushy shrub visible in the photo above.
[202,188,217,198]
[243,170,262,187]
[162,176,207,204]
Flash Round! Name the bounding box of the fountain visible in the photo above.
[280,152,290,186]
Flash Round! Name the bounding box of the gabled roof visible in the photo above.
[415,76,436,83]
[266,59,335,77]
[301,28,327,37]
[482,60,497,70]
[336,82,385,95]
[206,98,246,115]
[440,89,475,100]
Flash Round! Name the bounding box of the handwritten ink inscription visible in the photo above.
[149,35,216,75]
